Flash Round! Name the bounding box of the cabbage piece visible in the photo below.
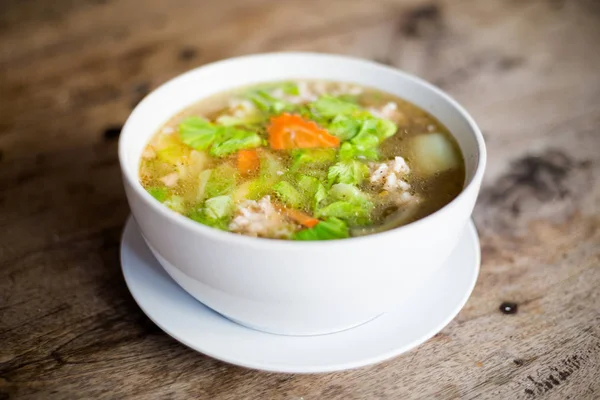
[291,148,337,170]
[311,96,358,118]
[154,133,189,164]
[328,115,362,141]
[179,117,219,150]
[204,195,233,220]
[410,133,460,176]
[246,90,292,114]
[247,152,285,200]
[329,183,373,208]
[209,128,262,157]
[196,169,212,202]
[339,142,379,161]
[293,217,349,241]
[164,195,185,213]
[273,181,304,209]
[147,187,168,202]
[297,175,328,211]
[327,160,369,186]
[180,116,262,157]
[316,201,371,226]
[188,195,233,230]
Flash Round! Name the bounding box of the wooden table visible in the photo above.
[1,0,599,398]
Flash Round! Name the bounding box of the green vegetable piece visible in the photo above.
[376,118,397,140]
[297,175,328,211]
[164,195,185,213]
[273,181,304,208]
[293,217,349,241]
[179,117,219,150]
[204,195,233,220]
[246,90,290,114]
[155,133,189,164]
[328,115,362,141]
[291,148,337,170]
[339,142,379,161]
[188,195,234,231]
[147,187,168,202]
[336,94,359,103]
[350,119,381,149]
[311,96,358,118]
[204,163,237,198]
[196,169,212,202]
[281,82,300,96]
[210,128,262,157]
[188,208,230,231]
[316,201,371,225]
[314,183,328,210]
[247,152,285,200]
[329,183,373,209]
[327,160,369,186]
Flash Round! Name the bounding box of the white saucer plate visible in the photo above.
[121,218,480,373]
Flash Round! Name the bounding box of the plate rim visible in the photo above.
[120,217,480,373]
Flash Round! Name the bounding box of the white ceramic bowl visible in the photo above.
[119,52,486,336]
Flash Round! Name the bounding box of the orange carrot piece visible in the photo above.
[284,208,320,228]
[267,113,340,150]
[237,149,260,176]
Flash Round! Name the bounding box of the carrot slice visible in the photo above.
[267,113,340,149]
[283,208,320,228]
[273,201,320,228]
[237,149,260,176]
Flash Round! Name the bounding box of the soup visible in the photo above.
[139,81,465,240]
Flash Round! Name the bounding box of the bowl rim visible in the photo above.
[119,51,487,249]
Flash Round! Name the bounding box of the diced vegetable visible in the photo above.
[246,90,290,114]
[210,128,262,157]
[268,113,340,149]
[297,175,328,211]
[188,195,234,231]
[147,186,168,202]
[196,169,212,202]
[180,116,262,157]
[237,149,260,176]
[311,96,358,118]
[328,115,362,141]
[179,117,219,150]
[327,160,369,186]
[291,148,337,170]
[281,207,319,228]
[246,151,286,199]
[273,181,304,208]
[155,134,189,164]
[410,133,460,176]
[281,82,300,96]
[204,195,233,220]
[376,118,397,140]
[164,195,185,213]
[339,142,379,161]
[293,217,349,240]
[329,183,373,208]
[316,201,371,225]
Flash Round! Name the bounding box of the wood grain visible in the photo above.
[1,0,599,399]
